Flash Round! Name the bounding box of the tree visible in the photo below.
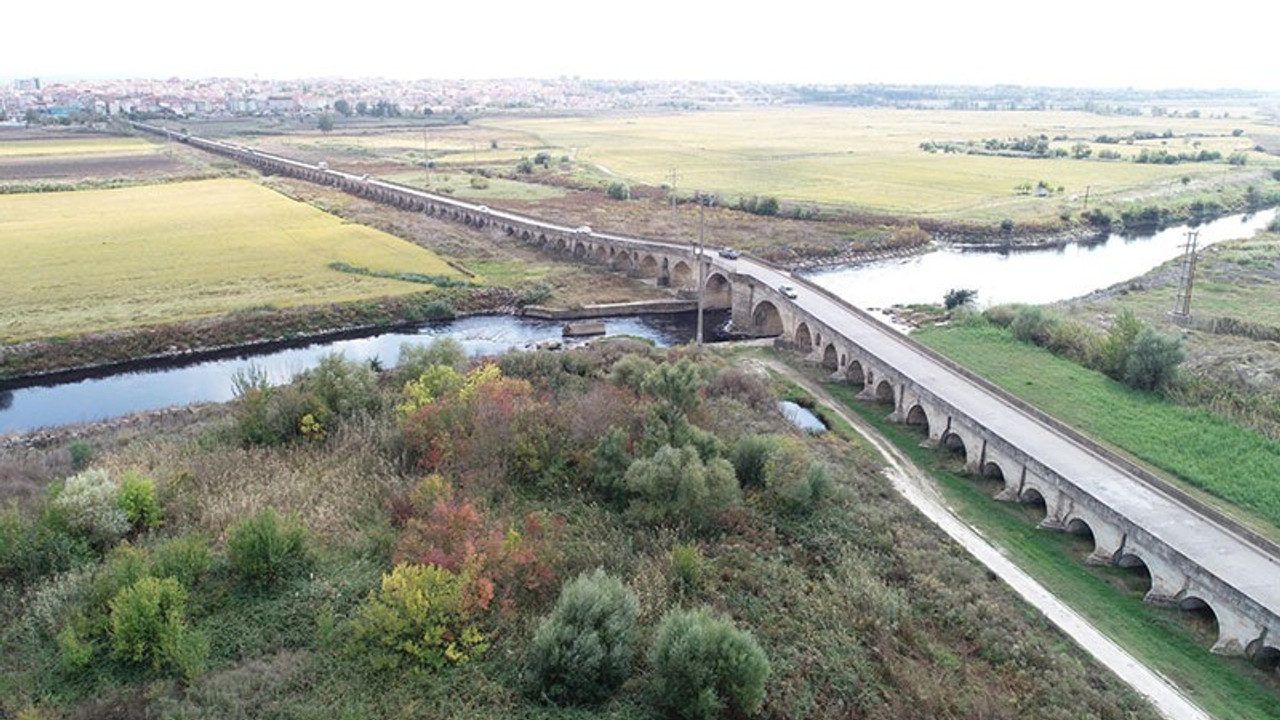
[333,99,351,117]
[317,113,335,133]
[624,445,739,532]
[528,570,639,705]
[648,607,769,720]
[943,288,977,310]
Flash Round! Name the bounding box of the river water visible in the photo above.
[807,208,1277,310]
[2,209,1274,435]
[0,311,729,434]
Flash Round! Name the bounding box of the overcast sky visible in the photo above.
[6,0,1278,90]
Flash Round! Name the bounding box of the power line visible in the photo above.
[1171,229,1200,321]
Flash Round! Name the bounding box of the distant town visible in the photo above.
[4,75,1277,124]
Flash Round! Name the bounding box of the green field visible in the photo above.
[491,108,1275,221]
[0,137,157,157]
[913,321,1280,536]
[0,178,465,342]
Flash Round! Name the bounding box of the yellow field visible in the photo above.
[491,108,1276,221]
[0,178,464,342]
[0,137,157,157]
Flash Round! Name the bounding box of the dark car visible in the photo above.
[717,247,741,259]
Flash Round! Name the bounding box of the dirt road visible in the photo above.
[761,359,1213,720]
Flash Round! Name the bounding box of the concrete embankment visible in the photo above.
[519,300,698,320]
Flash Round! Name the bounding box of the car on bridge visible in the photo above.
[717,247,741,259]
[575,225,592,234]
[779,284,798,299]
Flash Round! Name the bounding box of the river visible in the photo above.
[0,311,730,434]
[807,208,1277,311]
[2,209,1274,435]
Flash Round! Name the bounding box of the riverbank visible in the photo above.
[0,288,514,385]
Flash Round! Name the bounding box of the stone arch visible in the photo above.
[905,404,929,433]
[845,359,865,386]
[821,344,839,370]
[1249,643,1280,672]
[613,252,635,272]
[940,430,967,458]
[671,260,694,289]
[593,245,608,264]
[983,458,1003,481]
[751,300,785,336]
[873,379,895,405]
[1019,486,1049,519]
[554,237,569,254]
[1064,517,1099,557]
[573,241,587,258]
[704,272,732,309]
[1177,595,1221,647]
[1114,551,1155,595]
[639,254,661,278]
[794,323,814,353]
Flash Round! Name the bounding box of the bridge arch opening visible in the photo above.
[1018,487,1049,523]
[573,241,587,258]
[980,461,1005,482]
[670,260,693,289]
[794,323,814,353]
[613,252,635,273]
[1177,596,1221,647]
[873,379,895,406]
[751,301,785,336]
[1064,517,1098,557]
[639,254,661,279]
[846,360,865,387]
[1115,552,1155,596]
[704,272,732,309]
[593,245,608,265]
[822,344,839,370]
[940,431,966,458]
[1250,644,1280,672]
[905,405,929,434]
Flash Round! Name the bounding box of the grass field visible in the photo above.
[815,373,1280,720]
[913,321,1280,536]
[261,127,545,168]
[383,170,567,200]
[0,137,157,157]
[0,178,465,342]
[489,108,1276,221]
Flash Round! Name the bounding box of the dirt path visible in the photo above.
[758,359,1214,720]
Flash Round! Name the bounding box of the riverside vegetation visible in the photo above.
[0,339,1158,719]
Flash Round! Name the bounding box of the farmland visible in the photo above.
[488,107,1277,222]
[0,178,466,343]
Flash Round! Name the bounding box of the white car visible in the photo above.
[575,225,592,234]
[779,284,798,299]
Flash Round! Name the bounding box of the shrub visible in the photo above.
[51,469,128,548]
[1010,305,1056,346]
[625,445,740,533]
[1046,319,1103,368]
[606,181,631,200]
[705,368,774,410]
[590,427,633,506]
[396,338,467,380]
[152,535,212,589]
[67,441,96,471]
[983,304,1018,328]
[609,354,658,393]
[0,507,92,587]
[1123,326,1184,391]
[730,434,777,489]
[528,569,639,705]
[641,359,708,416]
[117,472,162,532]
[762,437,833,515]
[108,576,194,672]
[669,543,704,595]
[226,509,309,588]
[56,624,93,671]
[351,562,488,670]
[648,607,769,720]
[300,352,382,419]
[1100,309,1144,378]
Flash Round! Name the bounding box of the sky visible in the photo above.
[5,0,1279,91]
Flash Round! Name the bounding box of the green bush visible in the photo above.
[117,472,162,532]
[1123,326,1184,391]
[51,469,129,549]
[0,507,92,587]
[350,562,488,670]
[648,607,770,720]
[762,437,833,515]
[590,427,633,506]
[730,434,777,489]
[528,569,639,705]
[609,354,658,393]
[624,445,740,533]
[152,535,212,589]
[943,288,977,310]
[396,338,467,381]
[226,509,309,588]
[606,182,630,200]
[1010,306,1056,346]
[108,576,193,671]
[1100,309,1144,378]
[67,441,96,471]
[669,543,705,595]
[301,352,382,419]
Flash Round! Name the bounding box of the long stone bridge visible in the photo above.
[136,122,1280,667]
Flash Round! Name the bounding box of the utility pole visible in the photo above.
[696,192,705,348]
[1171,229,1200,321]
[423,129,431,189]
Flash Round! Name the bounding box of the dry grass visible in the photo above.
[0,178,466,342]
[0,137,157,157]
[489,107,1277,222]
